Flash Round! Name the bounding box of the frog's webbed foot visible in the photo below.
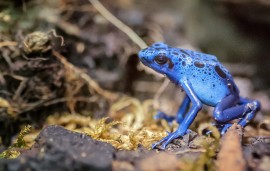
[152,130,185,150]
[151,133,170,150]
[154,111,175,124]
[220,123,233,135]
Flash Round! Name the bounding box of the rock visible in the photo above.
[0,125,115,171]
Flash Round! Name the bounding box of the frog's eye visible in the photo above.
[154,55,168,65]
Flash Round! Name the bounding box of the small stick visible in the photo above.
[52,50,119,101]
[0,41,18,47]
[88,0,148,49]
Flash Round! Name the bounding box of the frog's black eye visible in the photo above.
[154,55,168,65]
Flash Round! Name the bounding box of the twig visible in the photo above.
[17,100,47,116]
[43,96,98,106]
[13,79,27,101]
[52,50,119,101]
[0,41,18,47]
[48,29,65,46]
[2,52,14,68]
[88,0,148,49]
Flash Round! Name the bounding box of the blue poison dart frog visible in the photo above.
[138,42,260,149]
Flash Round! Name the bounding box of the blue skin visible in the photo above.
[138,42,261,150]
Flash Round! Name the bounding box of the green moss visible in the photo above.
[0,125,31,159]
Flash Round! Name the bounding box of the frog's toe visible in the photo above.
[161,132,182,148]
[154,111,175,123]
[151,142,160,149]
[152,138,167,149]
[161,143,167,150]
[153,111,164,119]
[221,124,233,135]
[153,131,184,150]
[152,141,168,150]
[204,129,220,136]
[204,130,213,135]
[185,129,192,134]
[153,136,171,150]
[202,123,223,135]
[152,132,172,149]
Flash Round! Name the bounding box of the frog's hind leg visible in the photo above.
[213,95,260,134]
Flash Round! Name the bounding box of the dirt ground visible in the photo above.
[0,0,270,171]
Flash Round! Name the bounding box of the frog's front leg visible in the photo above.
[152,80,202,149]
[176,94,190,123]
[154,94,190,124]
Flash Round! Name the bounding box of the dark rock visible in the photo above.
[243,142,270,171]
[243,142,270,159]
[0,125,115,171]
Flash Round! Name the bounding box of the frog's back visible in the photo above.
[175,48,236,106]
[188,53,236,106]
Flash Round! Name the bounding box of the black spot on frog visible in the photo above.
[215,65,226,79]
[194,61,205,68]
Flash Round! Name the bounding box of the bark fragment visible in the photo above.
[217,124,246,171]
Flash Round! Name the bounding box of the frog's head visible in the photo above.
[138,42,178,76]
